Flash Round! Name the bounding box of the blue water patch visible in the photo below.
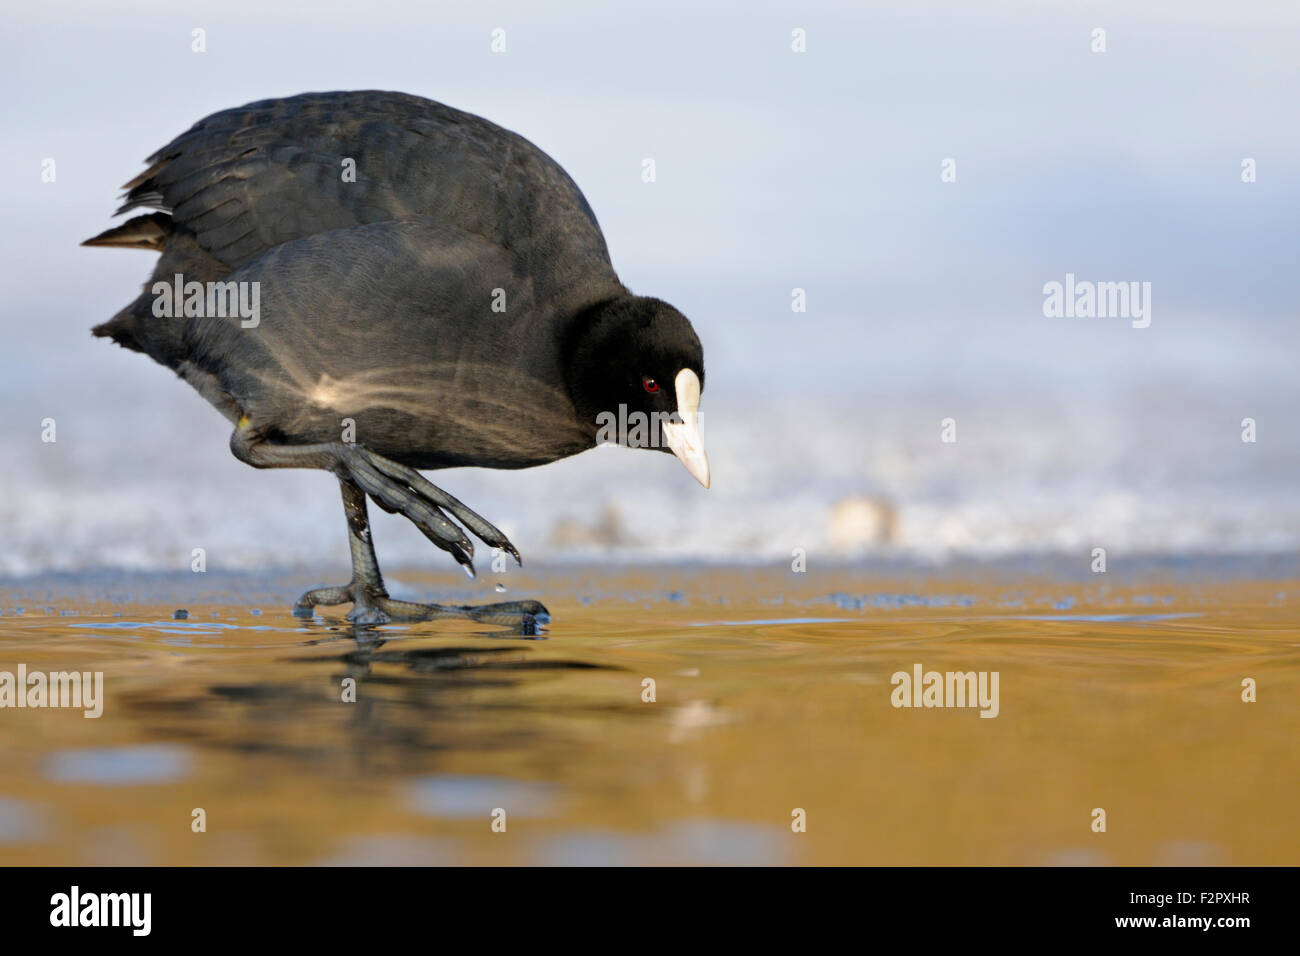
[316,834,464,866]
[44,745,192,786]
[404,775,558,819]
[531,819,790,866]
[1042,848,1110,866]
[69,620,280,636]
[0,796,47,843]
[829,593,978,610]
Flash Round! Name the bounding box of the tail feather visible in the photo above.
[120,159,169,192]
[91,303,145,352]
[85,215,226,367]
[82,212,171,251]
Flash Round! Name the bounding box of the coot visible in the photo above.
[85,91,709,627]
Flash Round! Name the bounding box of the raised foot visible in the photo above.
[339,446,523,578]
[293,586,549,634]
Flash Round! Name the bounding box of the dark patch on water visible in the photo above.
[298,645,619,675]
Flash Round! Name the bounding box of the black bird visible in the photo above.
[85,91,709,627]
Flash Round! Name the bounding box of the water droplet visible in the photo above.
[494,583,507,593]
[249,608,262,616]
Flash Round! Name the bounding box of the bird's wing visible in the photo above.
[117,90,618,303]
[182,219,594,466]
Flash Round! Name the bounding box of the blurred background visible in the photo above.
[2,0,1297,575]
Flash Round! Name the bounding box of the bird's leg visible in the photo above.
[293,478,394,625]
[296,479,548,630]
[232,425,548,630]
[231,425,520,576]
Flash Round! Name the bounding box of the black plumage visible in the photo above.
[85,90,710,627]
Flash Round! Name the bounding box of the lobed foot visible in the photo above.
[294,584,549,634]
[339,445,522,577]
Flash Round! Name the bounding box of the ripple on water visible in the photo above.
[690,617,856,627]
[996,612,1203,623]
[829,592,978,610]
[68,620,284,637]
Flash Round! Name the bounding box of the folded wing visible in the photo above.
[116,90,616,298]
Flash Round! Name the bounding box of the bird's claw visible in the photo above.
[337,446,488,575]
[364,453,523,568]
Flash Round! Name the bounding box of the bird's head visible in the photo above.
[566,295,709,488]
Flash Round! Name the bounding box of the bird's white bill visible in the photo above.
[662,368,710,489]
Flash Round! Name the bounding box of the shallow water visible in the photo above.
[1,563,1297,865]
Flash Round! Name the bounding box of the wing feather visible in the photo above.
[118,90,615,311]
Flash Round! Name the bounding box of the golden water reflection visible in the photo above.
[1,566,1296,865]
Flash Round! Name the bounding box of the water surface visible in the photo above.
[1,563,1296,865]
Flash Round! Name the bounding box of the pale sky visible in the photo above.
[1,1,1296,569]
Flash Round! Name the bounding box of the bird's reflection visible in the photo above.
[119,616,624,779]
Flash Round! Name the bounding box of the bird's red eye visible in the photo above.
[642,377,659,393]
